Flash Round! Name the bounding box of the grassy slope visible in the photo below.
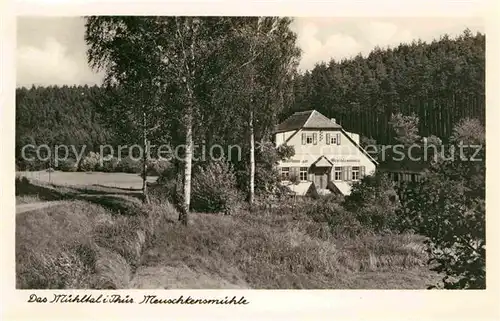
[16,177,440,289]
[16,199,174,289]
[133,206,440,289]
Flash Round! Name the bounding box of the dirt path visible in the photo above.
[16,201,68,215]
[129,264,249,289]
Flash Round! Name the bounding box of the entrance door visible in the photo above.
[313,167,330,189]
[317,175,325,189]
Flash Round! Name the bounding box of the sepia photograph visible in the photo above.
[14,15,486,292]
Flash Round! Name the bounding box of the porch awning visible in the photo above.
[328,181,352,196]
[281,181,318,197]
[312,156,333,167]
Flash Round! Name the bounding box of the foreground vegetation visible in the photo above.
[16,185,174,289]
[16,178,439,289]
[135,201,438,289]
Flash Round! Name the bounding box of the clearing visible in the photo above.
[16,171,158,190]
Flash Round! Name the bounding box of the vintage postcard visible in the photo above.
[1,0,498,320]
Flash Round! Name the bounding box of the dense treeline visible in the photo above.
[15,85,115,168]
[15,28,485,170]
[286,29,485,144]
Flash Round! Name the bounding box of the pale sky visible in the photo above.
[16,17,484,87]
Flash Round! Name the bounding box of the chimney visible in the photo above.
[331,118,336,124]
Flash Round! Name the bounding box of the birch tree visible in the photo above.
[85,17,170,203]
[228,17,300,206]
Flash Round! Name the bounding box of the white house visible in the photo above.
[274,110,378,196]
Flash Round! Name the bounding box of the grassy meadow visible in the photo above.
[16,171,158,190]
[15,174,439,289]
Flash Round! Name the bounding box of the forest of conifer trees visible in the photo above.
[287,29,485,144]
[15,29,485,169]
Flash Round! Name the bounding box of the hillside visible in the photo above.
[288,30,485,143]
[15,30,485,171]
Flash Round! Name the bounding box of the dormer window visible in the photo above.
[326,133,341,145]
[302,133,317,145]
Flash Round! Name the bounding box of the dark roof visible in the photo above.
[275,110,378,166]
[377,148,434,173]
[275,110,342,133]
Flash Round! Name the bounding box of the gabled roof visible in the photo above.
[275,110,342,133]
[312,155,333,168]
[276,109,378,166]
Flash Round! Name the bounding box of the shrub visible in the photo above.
[146,159,171,176]
[399,173,485,289]
[117,156,142,174]
[398,120,485,289]
[79,152,102,172]
[344,172,400,232]
[191,161,242,214]
[58,158,78,172]
[153,167,185,210]
[305,197,364,238]
[102,156,119,172]
[15,176,32,195]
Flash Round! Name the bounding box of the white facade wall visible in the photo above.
[275,128,376,180]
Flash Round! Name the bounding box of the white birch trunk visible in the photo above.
[142,111,149,203]
[249,108,255,205]
[180,104,193,225]
[179,18,197,225]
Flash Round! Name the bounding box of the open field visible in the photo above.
[16,171,158,190]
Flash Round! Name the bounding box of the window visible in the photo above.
[326,133,341,145]
[302,133,317,145]
[281,167,290,180]
[299,167,308,181]
[352,166,360,181]
[334,167,342,181]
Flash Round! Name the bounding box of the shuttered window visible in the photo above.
[281,167,290,180]
[301,133,306,145]
[336,133,341,145]
[299,167,308,181]
[313,133,317,145]
[326,133,331,145]
[352,166,360,181]
[334,167,342,181]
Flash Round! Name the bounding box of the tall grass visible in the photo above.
[16,199,175,289]
[138,203,435,289]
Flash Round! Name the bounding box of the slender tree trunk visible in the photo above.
[142,111,149,204]
[249,108,255,206]
[179,104,193,225]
